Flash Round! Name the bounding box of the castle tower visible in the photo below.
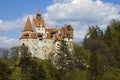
[33,10,45,27]
[33,10,45,34]
[20,17,34,40]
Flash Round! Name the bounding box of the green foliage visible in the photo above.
[104,19,120,71]
[104,69,120,80]
[41,60,58,80]
[84,25,103,40]
[74,43,90,61]
[10,66,22,80]
[10,57,47,80]
[19,44,31,58]
[73,43,89,70]
[55,40,74,72]
[0,59,12,80]
[87,53,104,80]
[111,41,120,69]
[83,25,110,80]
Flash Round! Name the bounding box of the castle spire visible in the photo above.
[24,17,33,31]
[37,10,41,16]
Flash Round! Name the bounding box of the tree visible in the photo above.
[83,26,107,80]
[0,59,12,80]
[86,40,106,80]
[87,52,106,80]
[19,44,46,80]
[104,26,112,46]
[30,58,46,80]
[84,25,103,49]
[41,60,58,80]
[55,40,74,72]
[54,40,74,80]
[104,19,120,69]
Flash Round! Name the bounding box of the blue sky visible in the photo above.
[103,0,120,4]
[0,0,52,20]
[0,0,120,47]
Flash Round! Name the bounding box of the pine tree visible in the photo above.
[55,40,74,72]
[87,52,104,80]
[19,44,32,80]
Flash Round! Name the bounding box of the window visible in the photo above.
[39,37,42,41]
[36,16,41,20]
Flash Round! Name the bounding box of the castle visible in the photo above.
[19,11,73,59]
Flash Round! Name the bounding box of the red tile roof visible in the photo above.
[24,17,33,31]
[33,18,45,28]
[46,28,54,33]
[30,33,37,39]
[55,34,62,41]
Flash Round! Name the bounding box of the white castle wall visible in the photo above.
[20,37,73,60]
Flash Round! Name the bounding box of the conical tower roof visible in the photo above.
[24,17,33,31]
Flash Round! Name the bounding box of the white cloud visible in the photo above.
[53,0,72,3]
[46,0,120,25]
[0,36,18,47]
[0,20,3,23]
[44,0,120,42]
